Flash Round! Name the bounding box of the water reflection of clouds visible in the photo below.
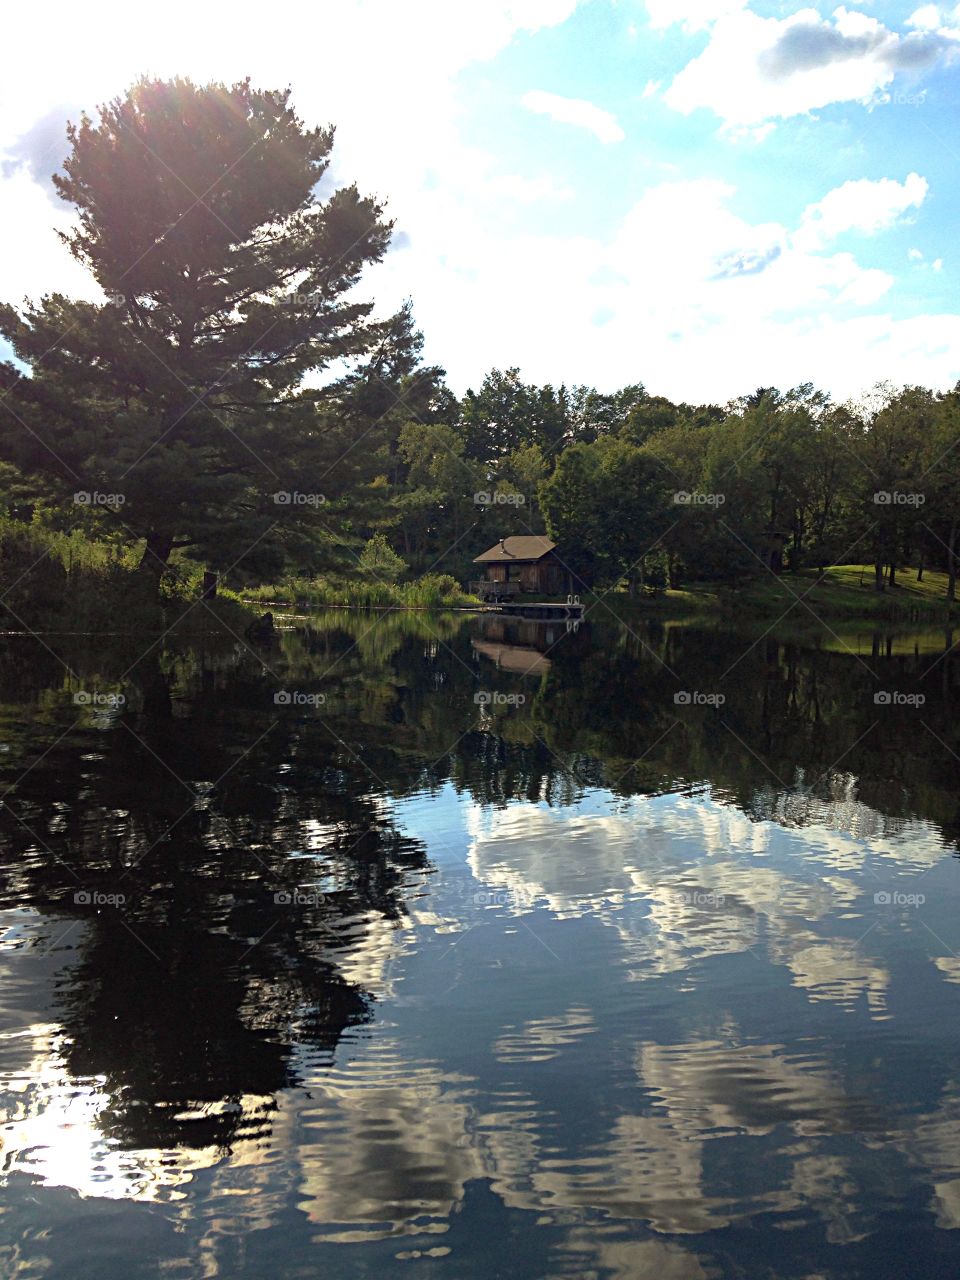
[551,1230,711,1280]
[0,1020,907,1250]
[279,1057,960,1247]
[0,919,856,1244]
[4,766,960,1271]
[493,1007,595,1064]
[281,1032,857,1239]
[464,793,898,1012]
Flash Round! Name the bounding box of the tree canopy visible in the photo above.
[0,77,405,585]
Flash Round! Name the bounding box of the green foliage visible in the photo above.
[392,422,481,573]
[357,533,406,583]
[0,77,399,590]
[540,437,670,587]
[245,572,474,610]
[0,517,253,632]
[459,368,568,466]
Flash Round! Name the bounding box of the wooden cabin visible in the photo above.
[469,536,569,602]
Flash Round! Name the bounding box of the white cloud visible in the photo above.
[907,247,946,272]
[373,169,957,405]
[793,173,928,251]
[645,0,747,33]
[0,169,96,304]
[0,1,582,313]
[909,5,945,30]
[906,4,960,46]
[485,172,576,204]
[521,89,625,142]
[663,6,960,128]
[0,1,582,193]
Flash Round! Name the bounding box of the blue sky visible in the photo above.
[2,0,959,404]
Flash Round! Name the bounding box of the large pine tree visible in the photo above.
[0,77,399,586]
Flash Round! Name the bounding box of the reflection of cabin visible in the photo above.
[469,536,568,602]
[471,640,552,676]
[472,616,568,676]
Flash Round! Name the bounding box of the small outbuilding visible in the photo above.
[469,536,569,601]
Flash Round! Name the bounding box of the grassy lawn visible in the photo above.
[598,565,959,625]
[715,564,958,619]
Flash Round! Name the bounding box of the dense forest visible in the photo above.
[1,77,959,621]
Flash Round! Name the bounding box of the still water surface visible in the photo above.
[1,610,960,1277]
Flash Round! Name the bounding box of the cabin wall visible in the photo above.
[478,551,570,594]
[541,553,567,594]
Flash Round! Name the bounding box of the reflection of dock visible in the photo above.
[495,600,584,619]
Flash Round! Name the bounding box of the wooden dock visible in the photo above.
[492,600,585,619]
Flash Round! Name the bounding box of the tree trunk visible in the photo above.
[137,532,173,584]
[793,510,804,572]
[874,560,885,593]
[948,524,958,602]
[917,555,924,583]
[889,561,897,589]
[202,570,218,600]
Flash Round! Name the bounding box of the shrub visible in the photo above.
[357,533,406,583]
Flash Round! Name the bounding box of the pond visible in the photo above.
[1,609,959,1278]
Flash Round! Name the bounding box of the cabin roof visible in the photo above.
[474,536,557,564]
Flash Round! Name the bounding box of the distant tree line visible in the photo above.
[382,373,960,599]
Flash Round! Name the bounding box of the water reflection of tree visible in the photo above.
[524,619,960,844]
[0,639,430,1153]
[270,610,960,838]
